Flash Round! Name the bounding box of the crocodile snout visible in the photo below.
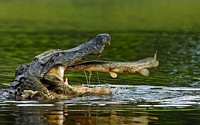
[96,33,111,45]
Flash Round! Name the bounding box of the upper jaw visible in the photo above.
[39,34,111,77]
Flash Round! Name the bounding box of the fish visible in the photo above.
[66,53,159,78]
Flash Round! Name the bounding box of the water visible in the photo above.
[1,0,200,124]
[1,85,200,125]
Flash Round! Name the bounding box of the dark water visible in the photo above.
[1,0,200,124]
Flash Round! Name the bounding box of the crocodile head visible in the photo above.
[10,34,111,100]
[35,33,111,77]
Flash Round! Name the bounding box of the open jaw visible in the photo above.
[39,52,159,99]
[12,34,112,100]
[39,64,113,99]
[44,65,68,85]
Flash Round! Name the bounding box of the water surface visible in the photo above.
[1,85,200,125]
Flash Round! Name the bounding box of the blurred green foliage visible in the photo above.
[0,0,199,32]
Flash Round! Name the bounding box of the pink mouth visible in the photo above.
[63,77,68,85]
[63,78,66,82]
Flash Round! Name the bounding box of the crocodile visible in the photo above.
[1,34,111,100]
[0,33,159,100]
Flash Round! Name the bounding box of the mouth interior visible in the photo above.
[43,39,111,87]
[44,64,68,85]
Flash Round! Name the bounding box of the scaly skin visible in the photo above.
[7,34,111,100]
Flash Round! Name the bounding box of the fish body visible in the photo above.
[66,53,159,78]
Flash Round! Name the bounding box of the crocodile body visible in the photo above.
[2,34,111,100]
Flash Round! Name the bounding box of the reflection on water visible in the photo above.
[1,85,200,125]
[0,100,155,125]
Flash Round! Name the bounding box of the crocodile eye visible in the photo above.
[34,58,38,61]
[97,34,102,38]
[17,87,21,92]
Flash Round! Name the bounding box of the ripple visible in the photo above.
[138,104,192,108]
[69,85,200,107]
[17,104,54,107]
